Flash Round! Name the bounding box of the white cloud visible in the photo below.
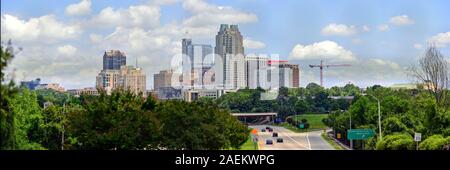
[321,24,357,36]
[103,27,171,52]
[325,58,405,86]
[299,57,406,87]
[3,0,261,89]
[151,0,179,5]
[243,38,266,49]
[89,33,103,43]
[181,0,258,27]
[414,43,423,49]
[378,24,390,32]
[352,38,363,44]
[1,14,81,43]
[390,15,414,26]
[65,0,91,16]
[57,45,77,56]
[289,40,356,62]
[362,25,370,32]
[91,5,161,29]
[427,31,450,48]
[369,59,400,70]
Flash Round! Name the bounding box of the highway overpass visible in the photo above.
[231,113,277,125]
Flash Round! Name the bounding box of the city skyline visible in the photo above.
[2,0,450,89]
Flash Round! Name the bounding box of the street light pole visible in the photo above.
[377,99,382,141]
[365,94,382,142]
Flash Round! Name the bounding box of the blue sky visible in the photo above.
[1,0,450,89]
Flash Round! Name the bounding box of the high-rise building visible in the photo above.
[96,69,121,93]
[266,61,299,89]
[103,50,126,70]
[96,51,146,95]
[153,69,178,90]
[288,64,300,88]
[215,24,244,56]
[246,56,269,89]
[214,24,246,89]
[119,65,146,95]
[278,64,294,88]
[181,39,213,89]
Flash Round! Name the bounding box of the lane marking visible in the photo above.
[306,133,311,150]
[273,126,311,150]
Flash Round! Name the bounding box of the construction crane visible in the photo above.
[309,60,351,87]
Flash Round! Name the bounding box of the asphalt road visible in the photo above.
[249,125,334,150]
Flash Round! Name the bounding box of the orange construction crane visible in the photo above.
[309,60,351,87]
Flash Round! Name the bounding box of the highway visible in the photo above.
[249,125,334,150]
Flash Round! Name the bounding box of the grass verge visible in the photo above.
[292,114,328,130]
[239,135,258,150]
[321,132,344,150]
[238,128,258,150]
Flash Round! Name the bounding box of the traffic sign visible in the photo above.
[414,133,421,141]
[299,124,305,129]
[347,129,375,140]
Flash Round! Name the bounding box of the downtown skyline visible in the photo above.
[2,0,450,89]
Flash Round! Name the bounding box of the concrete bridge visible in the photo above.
[231,112,277,125]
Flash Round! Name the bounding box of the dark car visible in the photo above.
[268,128,273,132]
[272,132,278,137]
[266,139,273,145]
[266,126,271,129]
[261,129,266,132]
[276,138,283,143]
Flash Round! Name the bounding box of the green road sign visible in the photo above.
[347,129,375,140]
[299,124,305,129]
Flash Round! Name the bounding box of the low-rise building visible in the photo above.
[67,87,99,97]
[35,83,65,92]
[156,87,182,100]
[182,89,238,102]
[20,78,41,90]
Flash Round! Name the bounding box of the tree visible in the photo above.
[419,135,450,150]
[35,89,71,107]
[156,100,247,150]
[410,45,449,106]
[67,89,160,150]
[382,116,412,135]
[294,99,310,114]
[0,41,19,149]
[9,88,45,149]
[342,83,361,96]
[306,83,323,96]
[38,105,67,150]
[376,133,415,150]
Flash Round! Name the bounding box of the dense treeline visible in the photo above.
[323,86,450,150]
[214,83,359,118]
[1,88,248,150]
[0,43,248,150]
